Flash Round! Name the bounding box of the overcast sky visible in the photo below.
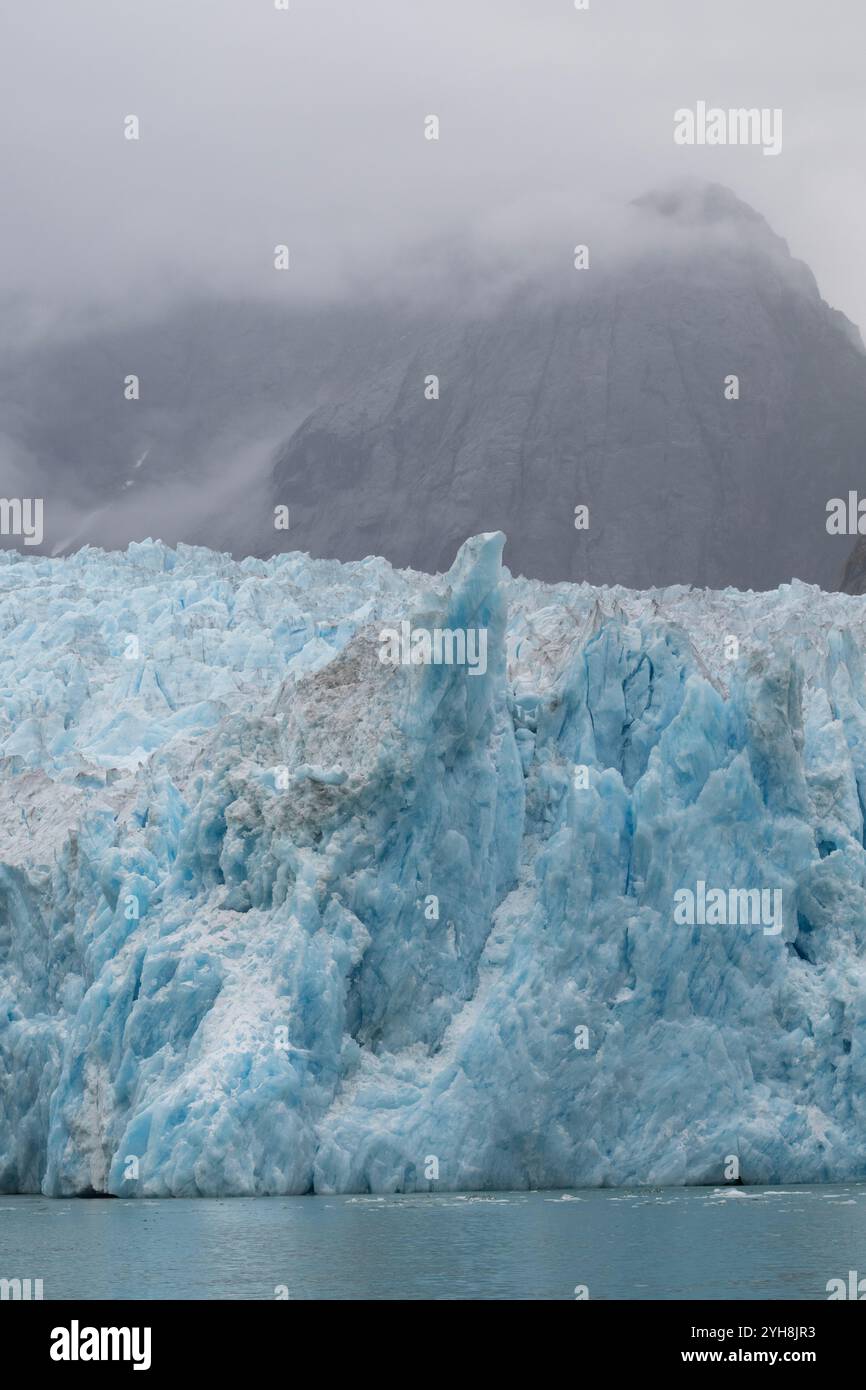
[1,0,865,328]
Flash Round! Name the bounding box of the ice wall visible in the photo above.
[2,536,866,1194]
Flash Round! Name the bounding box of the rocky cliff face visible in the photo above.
[269,182,866,590]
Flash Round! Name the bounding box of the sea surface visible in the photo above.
[1,1185,864,1300]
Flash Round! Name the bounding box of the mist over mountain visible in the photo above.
[2,181,865,591]
[268,182,866,590]
[0,298,418,554]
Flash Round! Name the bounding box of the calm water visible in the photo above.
[1,1185,864,1300]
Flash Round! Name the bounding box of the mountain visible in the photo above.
[267,180,866,589]
[3,181,865,590]
[3,535,866,1194]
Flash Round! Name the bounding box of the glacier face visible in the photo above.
[2,535,866,1195]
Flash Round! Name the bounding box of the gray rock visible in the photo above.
[269,182,866,590]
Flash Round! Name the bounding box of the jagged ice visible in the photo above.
[2,534,866,1195]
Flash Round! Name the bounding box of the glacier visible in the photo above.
[2,533,866,1196]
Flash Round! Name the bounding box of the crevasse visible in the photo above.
[1,533,866,1195]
